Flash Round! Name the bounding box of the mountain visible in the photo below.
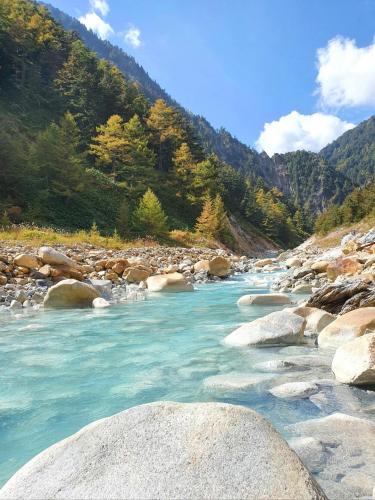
[44,3,356,214]
[1,0,308,251]
[321,115,375,186]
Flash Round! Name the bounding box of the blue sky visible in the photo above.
[47,0,375,155]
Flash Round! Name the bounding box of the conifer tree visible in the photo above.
[173,142,195,184]
[116,199,131,238]
[195,197,218,238]
[133,189,168,237]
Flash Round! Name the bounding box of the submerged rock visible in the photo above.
[223,310,305,347]
[146,272,193,292]
[0,401,326,500]
[287,413,375,499]
[269,381,319,399]
[43,279,99,308]
[202,372,275,394]
[332,332,375,385]
[237,293,291,306]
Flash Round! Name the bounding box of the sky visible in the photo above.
[47,0,375,156]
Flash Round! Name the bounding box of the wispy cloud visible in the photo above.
[124,26,142,48]
[79,12,113,40]
[316,36,375,109]
[89,0,110,17]
[256,111,354,156]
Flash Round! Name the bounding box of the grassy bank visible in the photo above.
[0,225,216,250]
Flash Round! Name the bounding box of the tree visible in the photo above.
[147,99,185,170]
[195,197,218,238]
[133,189,168,237]
[173,142,195,184]
[90,114,156,188]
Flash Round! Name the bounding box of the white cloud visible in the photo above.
[124,26,142,48]
[89,0,110,16]
[256,111,354,156]
[79,12,113,40]
[316,36,375,108]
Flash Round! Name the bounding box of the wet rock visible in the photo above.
[269,381,319,399]
[318,307,375,348]
[0,401,326,500]
[223,310,305,347]
[289,437,328,473]
[332,332,375,385]
[237,293,291,306]
[43,279,99,308]
[286,413,375,499]
[92,297,110,309]
[146,272,193,292]
[202,372,275,394]
[290,306,335,335]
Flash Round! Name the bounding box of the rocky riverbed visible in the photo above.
[0,228,375,499]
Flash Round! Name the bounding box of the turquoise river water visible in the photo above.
[0,270,372,486]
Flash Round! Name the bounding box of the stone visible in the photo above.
[237,293,291,306]
[288,437,328,474]
[287,413,375,499]
[254,258,274,267]
[311,260,330,273]
[269,381,319,399]
[43,279,99,308]
[193,260,210,273]
[9,300,22,310]
[92,297,110,309]
[202,373,275,394]
[285,257,302,268]
[223,310,306,347]
[123,267,150,283]
[332,332,375,385]
[293,267,312,279]
[38,246,80,269]
[105,259,130,273]
[208,256,230,277]
[318,307,375,348]
[0,274,7,285]
[13,254,40,269]
[326,257,362,280]
[86,279,112,298]
[146,272,193,292]
[38,264,51,277]
[254,359,300,372]
[291,283,312,294]
[0,402,325,500]
[290,306,335,334]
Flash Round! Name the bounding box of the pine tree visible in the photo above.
[195,197,218,237]
[173,142,195,184]
[133,189,168,237]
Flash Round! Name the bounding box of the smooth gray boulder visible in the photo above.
[0,402,326,500]
[38,246,79,269]
[223,310,306,347]
[237,293,291,306]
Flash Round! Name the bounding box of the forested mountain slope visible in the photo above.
[0,0,307,249]
[45,3,361,214]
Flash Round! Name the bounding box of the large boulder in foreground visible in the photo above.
[223,310,305,347]
[332,332,375,385]
[318,307,375,348]
[237,293,291,306]
[38,246,79,269]
[0,402,325,500]
[146,272,193,292]
[43,279,99,308]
